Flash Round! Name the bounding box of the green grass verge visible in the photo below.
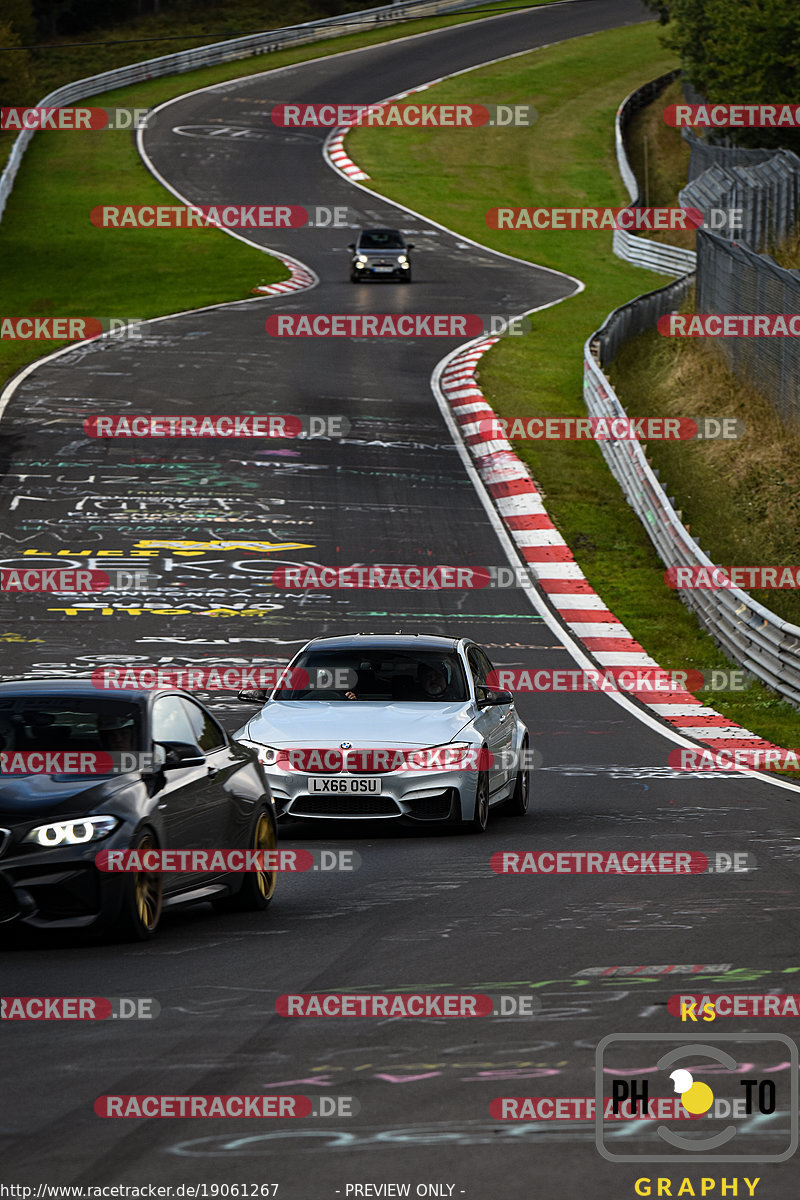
[347,20,800,749]
[0,1,554,388]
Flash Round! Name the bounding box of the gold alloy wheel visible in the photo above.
[254,812,277,900]
[134,833,163,931]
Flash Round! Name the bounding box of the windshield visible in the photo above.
[0,697,143,755]
[359,230,405,250]
[273,648,468,702]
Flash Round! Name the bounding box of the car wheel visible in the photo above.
[504,736,530,816]
[213,807,277,913]
[109,829,163,942]
[350,273,359,283]
[463,769,490,833]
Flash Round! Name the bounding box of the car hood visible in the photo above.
[238,701,473,748]
[361,249,406,258]
[0,773,132,818]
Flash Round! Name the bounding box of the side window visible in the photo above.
[467,647,487,690]
[475,647,496,683]
[181,699,227,752]
[152,696,200,749]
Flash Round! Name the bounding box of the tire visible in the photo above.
[350,274,359,283]
[109,828,163,942]
[504,736,530,816]
[463,769,490,833]
[213,807,277,913]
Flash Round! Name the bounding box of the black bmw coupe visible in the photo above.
[0,681,277,941]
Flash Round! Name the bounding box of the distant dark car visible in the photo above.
[0,682,277,941]
[349,227,414,282]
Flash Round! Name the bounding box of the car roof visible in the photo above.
[0,680,184,701]
[299,634,462,652]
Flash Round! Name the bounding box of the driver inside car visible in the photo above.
[97,713,137,754]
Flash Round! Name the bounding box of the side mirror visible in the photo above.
[237,688,268,704]
[154,740,206,769]
[476,687,514,708]
[406,243,415,250]
[347,243,356,250]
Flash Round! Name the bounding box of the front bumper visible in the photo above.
[268,766,479,822]
[0,837,128,930]
[353,259,410,279]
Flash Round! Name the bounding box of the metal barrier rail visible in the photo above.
[585,72,800,706]
[584,284,800,709]
[0,0,493,222]
[613,68,697,278]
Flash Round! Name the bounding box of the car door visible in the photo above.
[149,694,214,891]
[467,645,515,797]
[178,697,241,849]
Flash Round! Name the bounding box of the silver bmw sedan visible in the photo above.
[233,633,530,833]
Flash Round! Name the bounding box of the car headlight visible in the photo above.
[405,742,479,770]
[356,256,368,265]
[238,739,280,768]
[24,815,120,848]
[397,255,408,265]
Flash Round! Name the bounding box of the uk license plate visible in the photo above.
[307,776,382,794]
[373,266,393,272]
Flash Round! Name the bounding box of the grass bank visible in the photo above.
[348,20,800,748]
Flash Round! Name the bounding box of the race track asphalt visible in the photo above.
[2,2,800,1195]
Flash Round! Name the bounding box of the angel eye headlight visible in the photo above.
[24,815,119,848]
[239,740,280,768]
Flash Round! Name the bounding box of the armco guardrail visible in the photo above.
[613,69,697,278]
[588,72,800,707]
[0,0,491,223]
[584,286,800,710]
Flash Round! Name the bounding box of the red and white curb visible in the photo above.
[252,258,316,296]
[324,82,434,184]
[327,130,370,181]
[439,338,788,760]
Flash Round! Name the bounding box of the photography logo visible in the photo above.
[595,1033,798,1162]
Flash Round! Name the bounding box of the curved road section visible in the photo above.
[3,2,800,1197]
